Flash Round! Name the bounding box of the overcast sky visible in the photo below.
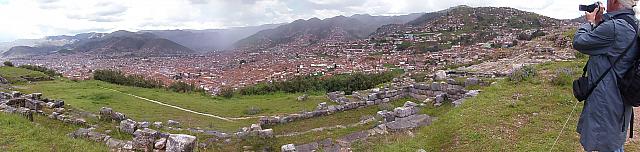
[0,0,599,42]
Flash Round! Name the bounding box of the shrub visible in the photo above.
[551,68,574,86]
[168,81,204,93]
[509,65,537,83]
[218,87,235,98]
[3,61,14,67]
[93,69,163,88]
[18,65,62,77]
[244,106,262,115]
[238,70,403,96]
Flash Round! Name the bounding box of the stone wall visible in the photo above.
[280,101,433,152]
[257,77,471,127]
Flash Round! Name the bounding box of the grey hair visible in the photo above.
[619,0,638,8]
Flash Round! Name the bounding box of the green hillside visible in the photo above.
[0,66,50,84]
[351,60,640,152]
[0,113,107,152]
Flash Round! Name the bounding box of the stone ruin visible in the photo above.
[69,126,197,152]
[280,101,433,152]
[258,77,480,127]
[235,123,275,139]
[374,101,431,132]
[99,107,127,122]
[0,93,201,152]
[69,107,203,152]
[0,91,72,123]
[0,76,487,152]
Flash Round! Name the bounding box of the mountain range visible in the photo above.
[0,5,579,59]
[233,13,425,48]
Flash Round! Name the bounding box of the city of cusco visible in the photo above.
[0,0,639,151]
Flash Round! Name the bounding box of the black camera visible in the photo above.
[579,3,600,13]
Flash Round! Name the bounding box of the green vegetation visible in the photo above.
[15,79,332,132]
[396,41,413,51]
[0,113,107,151]
[347,60,639,152]
[18,64,63,77]
[550,68,575,86]
[239,71,403,96]
[167,81,205,93]
[3,61,14,67]
[93,69,164,89]
[0,66,51,84]
[508,65,537,83]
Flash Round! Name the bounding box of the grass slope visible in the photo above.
[0,66,49,84]
[352,60,640,151]
[0,113,108,152]
[14,79,331,132]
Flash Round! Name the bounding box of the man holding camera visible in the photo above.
[573,0,638,151]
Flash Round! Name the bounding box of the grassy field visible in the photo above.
[350,60,640,152]
[0,66,50,84]
[13,79,331,132]
[0,113,108,152]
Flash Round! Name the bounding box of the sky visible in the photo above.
[0,0,600,42]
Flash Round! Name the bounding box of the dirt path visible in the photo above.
[101,87,267,122]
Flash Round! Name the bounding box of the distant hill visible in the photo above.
[234,13,424,48]
[1,45,59,58]
[1,30,196,58]
[372,6,562,47]
[65,30,195,56]
[142,24,282,52]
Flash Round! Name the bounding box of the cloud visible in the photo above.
[0,0,591,42]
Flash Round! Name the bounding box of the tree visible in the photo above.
[3,61,14,67]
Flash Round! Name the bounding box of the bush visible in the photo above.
[93,69,163,88]
[3,61,14,67]
[239,70,403,96]
[244,106,262,115]
[509,65,537,83]
[168,81,204,93]
[18,65,62,77]
[218,87,235,98]
[551,68,574,86]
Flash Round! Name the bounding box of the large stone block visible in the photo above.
[258,129,274,138]
[464,77,481,87]
[111,112,126,122]
[281,144,296,152]
[99,107,113,120]
[133,128,159,151]
[393,106,417,118]
[119,119,137,134]
[434,70,447,81]
[167,120,180,128]
[166,134,196,152]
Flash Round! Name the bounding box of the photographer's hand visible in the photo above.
[585,2,605,27]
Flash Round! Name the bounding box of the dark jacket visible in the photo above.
[573,9,637,151]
